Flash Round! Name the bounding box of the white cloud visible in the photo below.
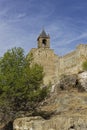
[65,32,87,44]
[17,13,26,19]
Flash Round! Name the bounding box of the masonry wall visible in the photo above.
[27,48,58,84]
[58,44,87,77]
[28,44,87,85]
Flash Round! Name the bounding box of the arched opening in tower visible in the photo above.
[42,39,47,47]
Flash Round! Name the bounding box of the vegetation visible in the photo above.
[0,47,48,112]
[82,61,87,71]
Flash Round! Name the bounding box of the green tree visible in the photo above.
[0,47,48,112]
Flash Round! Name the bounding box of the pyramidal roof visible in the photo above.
[40,29,48,37]
[37,29,50,40]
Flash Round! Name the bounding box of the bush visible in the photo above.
[82,61,87,71]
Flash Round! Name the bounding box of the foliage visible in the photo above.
[82,61,87,71]
[0,47,48,112]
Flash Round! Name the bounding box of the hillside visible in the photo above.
[13,91,87,130]
[13,72,87,130]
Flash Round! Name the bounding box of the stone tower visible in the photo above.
[37,29,50,48]
[27,29,58,85]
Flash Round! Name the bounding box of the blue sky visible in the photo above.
[0,0,87,56]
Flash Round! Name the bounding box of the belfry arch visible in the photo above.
[42,39,47,47]
[37,29,50,48]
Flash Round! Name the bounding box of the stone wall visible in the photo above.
[58,44,87,76]
[27,48,58,84]
[27,44,87,84]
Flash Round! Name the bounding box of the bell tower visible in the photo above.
[37,29,50,48]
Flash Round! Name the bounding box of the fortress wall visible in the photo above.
[76,44,87,60]
[75,44,87,72]
[76,44,87,54]
[28,44,87,84]
[58,44,87,76]
[58,50,78,75]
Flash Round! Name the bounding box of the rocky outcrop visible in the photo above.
[13,90,87,130]
[52,72,87,92]
[78,71,87,91]
[6,72,87,129]
[56,74,77,91]
[13,115,87,130]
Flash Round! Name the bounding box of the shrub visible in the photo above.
[82,61,87,71]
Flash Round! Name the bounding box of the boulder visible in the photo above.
[54,72,87,92]
[78,71,87,91]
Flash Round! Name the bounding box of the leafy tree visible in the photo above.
[0,47,48,112]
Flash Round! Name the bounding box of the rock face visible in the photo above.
[78,71,87,91]
[13,115,87,130]
[13,71,87,130]
[13,89,87,130]
[52,72,87,92]
[57,74,77,91]
[10,71,87,130]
